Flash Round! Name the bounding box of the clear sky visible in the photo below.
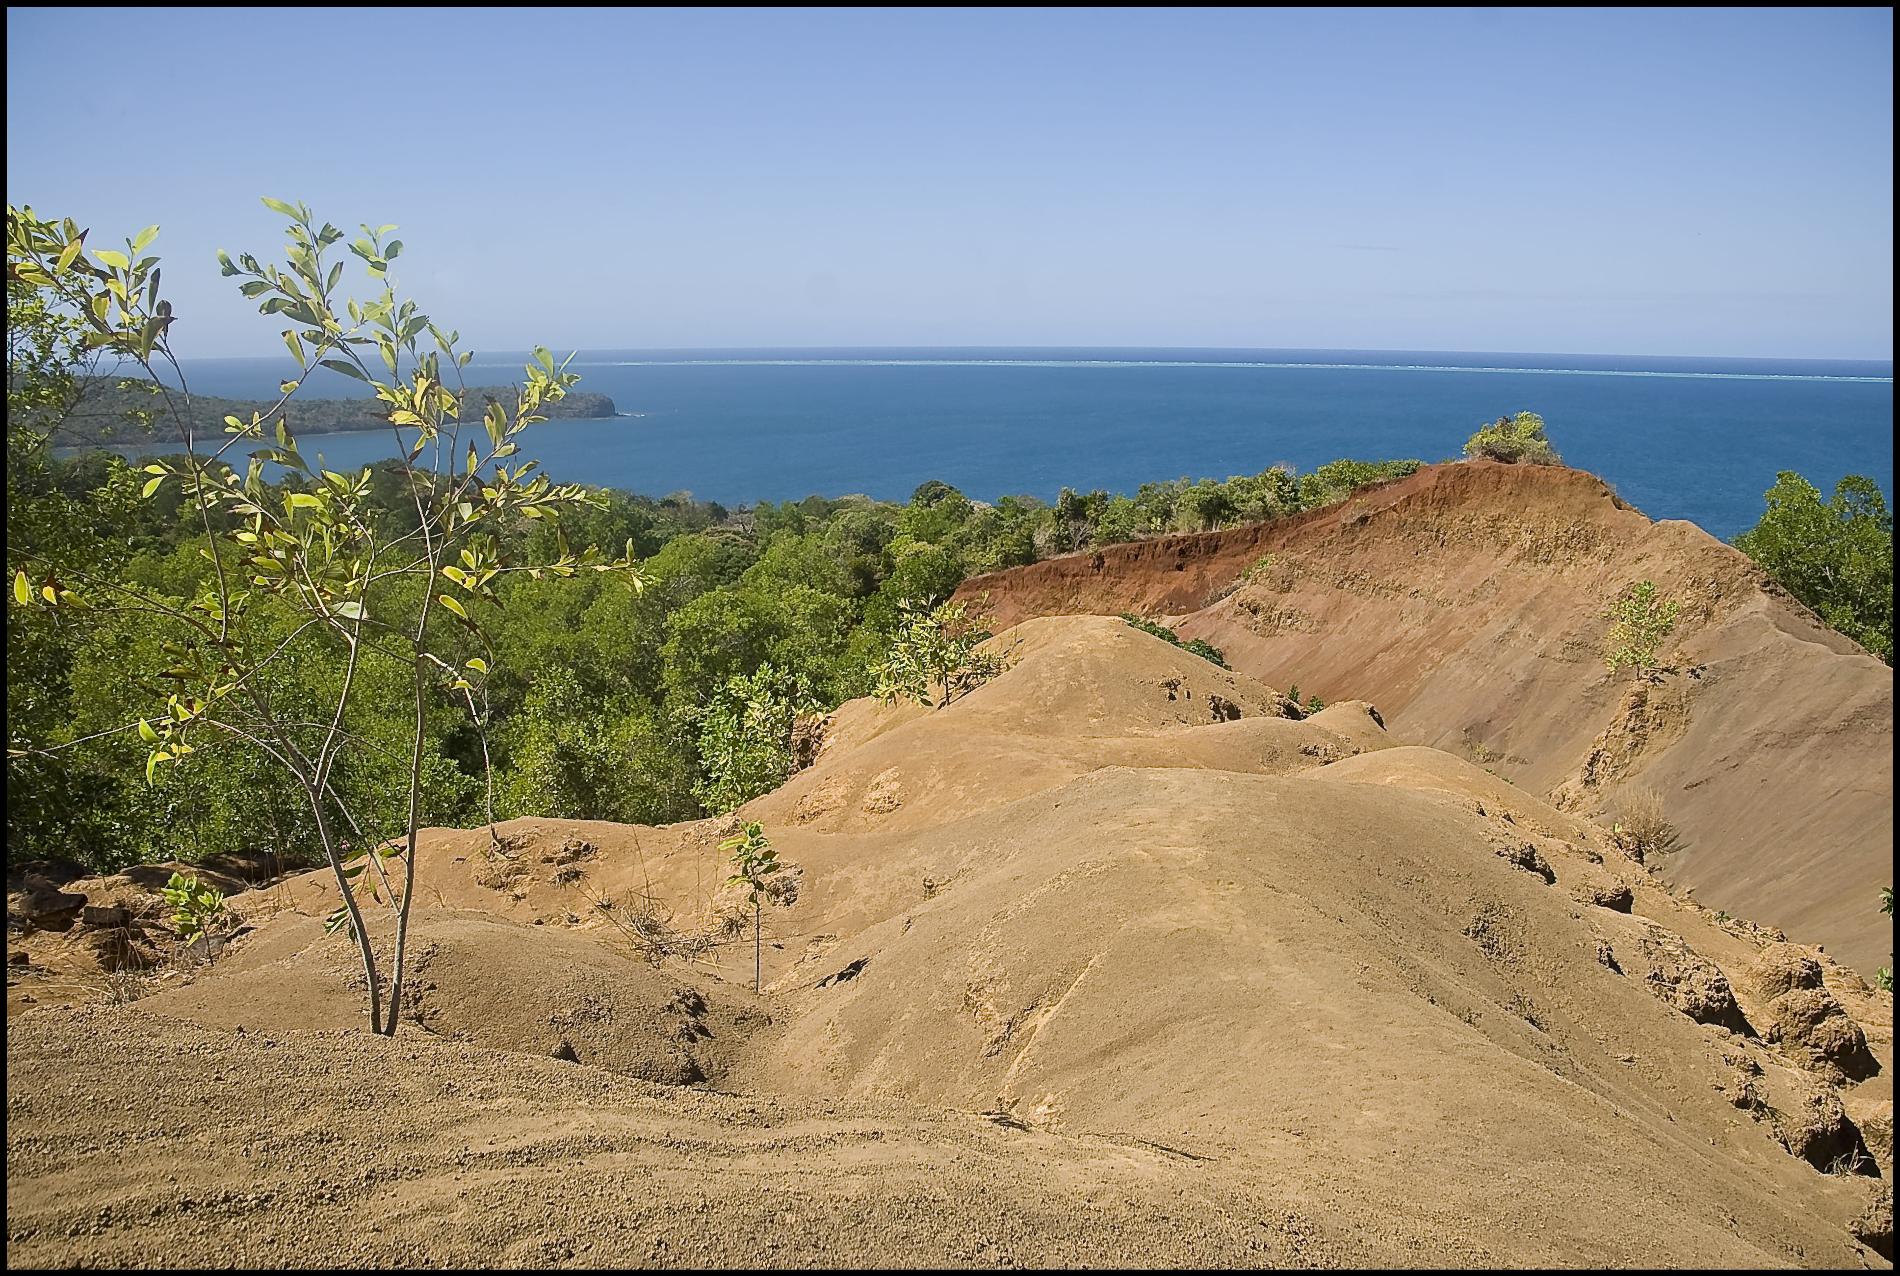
[6,7,1893,360]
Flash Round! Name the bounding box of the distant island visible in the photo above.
[48,378,619,446]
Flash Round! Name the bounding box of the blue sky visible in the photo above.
[6,7,1892,359]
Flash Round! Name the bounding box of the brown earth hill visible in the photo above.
[954,460,1895,976]
[6,615,1894,1268]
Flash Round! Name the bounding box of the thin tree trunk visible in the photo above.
[383,649,432,1037]
[307,783,382,1032]
[754,898,762,993]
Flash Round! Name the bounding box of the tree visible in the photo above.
[1464,411,1560,465]
[1176,480,1237,531]
[1297,458,1420,509]
[5,251,166,861]
[693,664,819,813]
[1733,472,1892,663]
[872,599,1003,709]
[1603,580,1680,678]
[720,821,782,993]
[7,201,638,1035]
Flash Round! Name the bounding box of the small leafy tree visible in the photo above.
[872,599,1003,709]
[693,663,819,813]
[161,871,226,961]
[720,820,781,993]
[1733,471,1892,663]
[1464,411,1561,465]
[1603,580,1680,678]
[7,201,640,1035]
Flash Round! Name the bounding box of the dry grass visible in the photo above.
[1611,786,1684,862]
[103,968,160,1005]
[570,878,745,966]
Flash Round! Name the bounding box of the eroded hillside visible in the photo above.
[7,615,1892,1268]
[955,461,1895,975]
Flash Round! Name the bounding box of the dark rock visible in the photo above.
[1494,842,1556,884]
[7,880,88,933]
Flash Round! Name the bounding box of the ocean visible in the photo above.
[126,348,1893,541]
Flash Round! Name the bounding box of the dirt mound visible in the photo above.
[142,911,757,1085]
[954,460,1894,975]
[741,615,1373,837]
[7,611,1893,1268]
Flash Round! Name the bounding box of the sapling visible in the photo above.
[721,821,781,994]
[161,871,227,963]
[7,202,640,1034]
[873,599,1003,709]
[1603,581,1680,679]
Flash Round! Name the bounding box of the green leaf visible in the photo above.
[12,572,30,606]
[438,594,468,620]
[132,225,159,254]
[319,358,368,382]
[283,329,306,367]
[261,196,300,218]
[142,476,164,498]
[93,248,130,270]
[138,719,159,743]
[466,658,489,674]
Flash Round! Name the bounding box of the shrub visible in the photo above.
[1603,580,1680,678]
[872,599,1003,709]
[692,664,819,814]
[1733,472,1892,663]
[1183,637,1229,668]
[1296,458,1421,509]
[1119,614,1228,668]
[160,871,226,961]
[1464,411,1561,465]
[1609,786,1683,862]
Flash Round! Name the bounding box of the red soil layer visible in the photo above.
[955,461,1894,974]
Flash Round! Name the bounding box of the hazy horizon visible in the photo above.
[167,342,1896,367]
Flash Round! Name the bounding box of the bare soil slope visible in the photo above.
[7,615,1893,1268]
[954,461,1895,975]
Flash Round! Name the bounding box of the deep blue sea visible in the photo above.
[124,347,1893,540]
